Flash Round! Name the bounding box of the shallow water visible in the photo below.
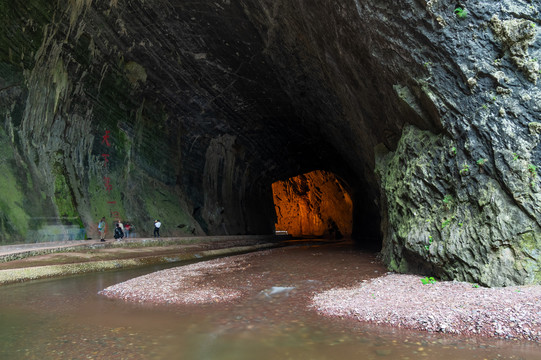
[0,242,540,359]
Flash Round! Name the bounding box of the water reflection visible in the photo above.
[0,243,539,359]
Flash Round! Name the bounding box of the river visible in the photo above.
[0,241,539,359]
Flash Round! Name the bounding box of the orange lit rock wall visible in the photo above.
[272,170,352,238]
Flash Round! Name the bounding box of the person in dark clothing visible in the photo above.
[114,223,124,241]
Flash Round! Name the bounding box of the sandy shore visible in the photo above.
[99,249,541,342]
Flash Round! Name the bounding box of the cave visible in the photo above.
[271,170,382,251]
[272,170,354,239]
[1,1,541,286]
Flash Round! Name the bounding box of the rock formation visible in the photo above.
[0,0,540,286]
[272,170,353,238]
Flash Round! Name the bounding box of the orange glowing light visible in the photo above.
[272,170,352,238]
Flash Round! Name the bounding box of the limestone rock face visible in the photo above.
[0,0,540,285]
[272,170,353,238]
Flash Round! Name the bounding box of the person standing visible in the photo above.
[98,217,106,242]
[154,219,161,238]
[124,222,131,238]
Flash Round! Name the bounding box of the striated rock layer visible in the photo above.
[272,170,353,238]
[0,0,540,286]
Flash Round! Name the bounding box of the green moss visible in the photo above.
[51,156,84,231]
[397,257,409,273]
[388,257,398,271]
[142,183,193,235]
[520,231,537,250]
[124,61,147,85]
[535,269,541,284]
[0,128,30,243]
[88,174,125,224]
[518,232,541,284]
[490,16,538,83]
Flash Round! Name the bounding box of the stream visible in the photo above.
[0,242,539,359]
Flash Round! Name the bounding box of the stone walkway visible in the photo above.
[0,240,104,263]
[0,240,93,256]
[0,235,286,285]
[0,235,276,262]
[0,235,281,262]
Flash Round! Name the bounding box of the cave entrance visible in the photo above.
[271,170,352,239]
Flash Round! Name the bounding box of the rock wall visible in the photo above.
[272,170,353,238]
[0,0,540,285]
[369,1,541,286]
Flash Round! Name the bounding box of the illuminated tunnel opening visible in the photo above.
[272,170,353,239]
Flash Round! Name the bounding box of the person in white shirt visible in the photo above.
[98,217,106,241]
[154,219,161,237]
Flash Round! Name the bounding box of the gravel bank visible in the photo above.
[100,249,541,342]
[311,273,541,342]
[99,252,261,304]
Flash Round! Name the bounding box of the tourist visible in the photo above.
[114,223,124,241]
[154,219,161,238]
[124,222,131,238]
[98,217,106,242]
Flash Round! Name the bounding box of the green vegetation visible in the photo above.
[442,219,451,229]
[528,164,537,177]
[421,276,437,285]
[454,7,468,19]
[476,158,488,166]
[0,128,31,243]
[443,194,453,204]
[425,234,434,251]
[459,163,470,175]
[513,153,519,161]
[52,157,78,218]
